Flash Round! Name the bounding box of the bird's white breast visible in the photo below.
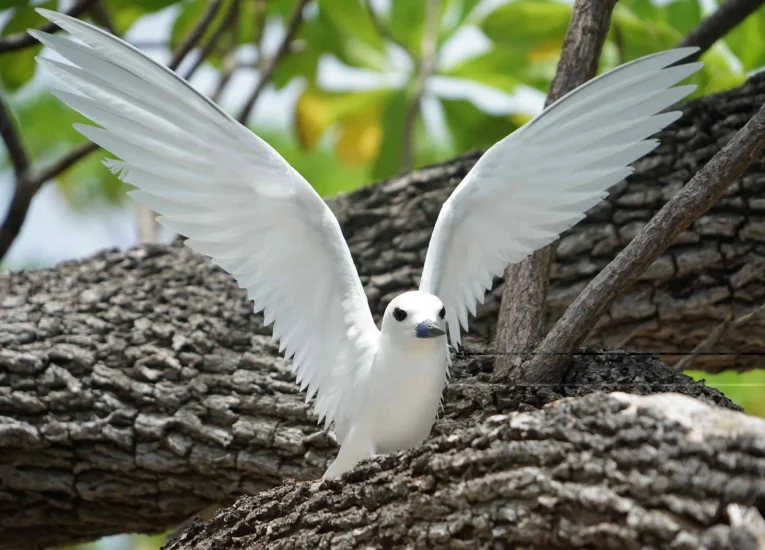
[364,337,448,454]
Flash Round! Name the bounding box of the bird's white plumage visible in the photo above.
[419,48,701,347]
[30,9,379,441]
[33,7,702,478]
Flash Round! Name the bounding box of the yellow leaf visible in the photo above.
[527,38,561,63]
[296,89,332,148]
[336,109,382,165]
[295,87,396,149]
[509,112,533,127]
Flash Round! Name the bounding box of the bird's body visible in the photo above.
[32,9,703,478]
[326,291,450,478]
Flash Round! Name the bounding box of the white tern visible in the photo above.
[31,9,702,479]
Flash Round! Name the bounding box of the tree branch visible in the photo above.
[493,0,617,381]
[0,0,97,54]
[236,0,309,124]
[678,0,765,60]
[181,0,240,81]
[168,0,223,72]
[399,0,439,174]
[674,302,765,371]
[0,91,30,178]
[514,97,765,385]
[166,392,765,550]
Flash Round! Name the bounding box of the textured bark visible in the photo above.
[165,392,765,550]
[0,326,743,550]
[2,74,765,548]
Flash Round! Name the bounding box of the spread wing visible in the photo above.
[32,9,379,436]
[419,48,702,347]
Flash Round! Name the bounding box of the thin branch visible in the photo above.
[677,0,765,61]
[0,91,30,177]
[88,0,117,35]
[674,302,765,371]
[493,0,618,382]
[168,0,223,71]
[513,99,765,385]
[237,0,310,124]
[32,141,99,186]
[399,0,439,174]
[181,0,239,81]
[0,0,97,54]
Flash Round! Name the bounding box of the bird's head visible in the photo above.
[381,290,446,342]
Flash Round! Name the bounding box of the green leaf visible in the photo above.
[371,89,408,179]
[0,0,27,9]
[479,0,571,50]
[695,44,746,96]
[608,4,681,62]
[104,0,180,34]
[665,0,702,35]
[318,0,383,52]
[310,6,389,71]
[440,47,525,93]
[440,98,518,152]
[390,0,427,54]
[0,2,54,91]
[726,4,765,72]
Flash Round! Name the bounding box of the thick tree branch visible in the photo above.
[236,0,310,124]
[166,392,765,550]
[494,0,617,381]
[678,0,765,60]
[0,0,97,54]
[515,96,765,385]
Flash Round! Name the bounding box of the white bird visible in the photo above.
[31,8,702,479]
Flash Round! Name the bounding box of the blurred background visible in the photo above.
[1,0,765,547]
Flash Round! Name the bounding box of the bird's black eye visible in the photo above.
[439,306,446,319]
[393,307,407,322]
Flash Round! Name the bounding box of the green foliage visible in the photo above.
[726,3,765,72]
[0,1,53,91]
[4,0,760,206]
[685,370,765,418]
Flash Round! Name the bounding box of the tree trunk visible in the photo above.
[164,392,765,550]
[1,74,765,549]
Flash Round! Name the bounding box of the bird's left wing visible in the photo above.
[31,9,379,438]
[419,48,702,348]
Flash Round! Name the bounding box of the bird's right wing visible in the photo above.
[419,48,701,348]
[31,9,379,436]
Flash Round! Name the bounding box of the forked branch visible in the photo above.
[493,0,618,381]
[514,99,765,385]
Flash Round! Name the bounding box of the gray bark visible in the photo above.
[165,392,765,550]
[1,74,765,548]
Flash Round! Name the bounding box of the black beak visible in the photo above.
[415,320,446,339]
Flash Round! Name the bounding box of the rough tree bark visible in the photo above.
[166,392,765,550]
[2,75,765,548]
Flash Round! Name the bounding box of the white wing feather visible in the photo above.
[420,48,702,347]
[31,9,379,439]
